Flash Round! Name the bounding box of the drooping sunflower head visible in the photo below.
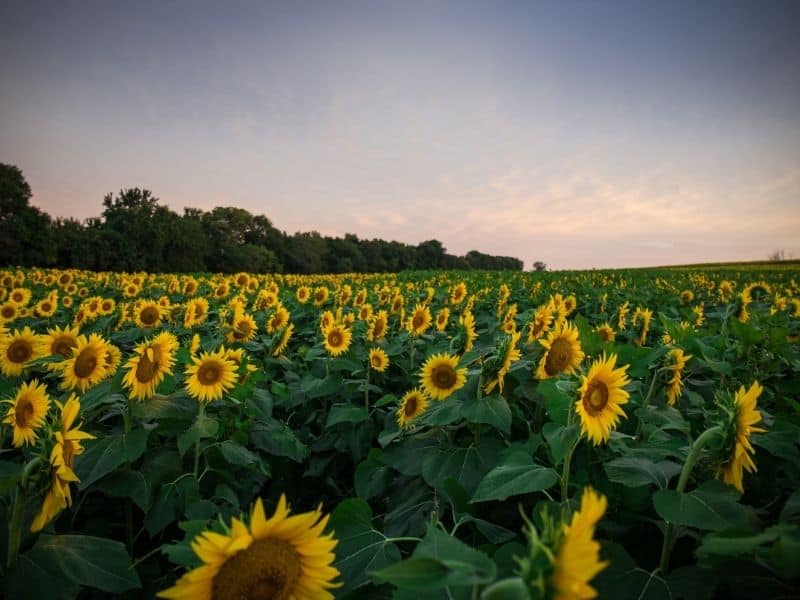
[575,353,630,445]
[3,379,51,447]
[159,494,340,600]
[435,307,450,332]
[527,301,555,343]
[717,382,766,493]
[185,348,238,404]
[632,307,653,347]
[664,348,691,406]
[450,282,467,305]
[1,326,43,377]
[367,311,388,342]
[397,388,430,428]
[323,324,352,357]
[483,331,522,395]
[420,352,467,401]
[272,323,294,357]
[596,322,616,343]
[680,289,695,305]
[406,304,432,337]
[617,301,630,330]
[536,321,585,380]
[369,347,389,373]
[452,310,478,354]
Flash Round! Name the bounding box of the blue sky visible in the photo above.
[1,0,798,268]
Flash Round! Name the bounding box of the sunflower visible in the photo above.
[358,303,373,322]
[390,294,404,314]
[1,326,43,376]
[406,304,432,337]
[122,334,178,400]
[313,286,330,307]
[527,302,555,343]
[397,388,429,428]
[98,297,116,316]
[0,301,19,323]
[31,394,95,532]
[134,300,164,329]
[3,380,51,447]
[34,297,57,318]
[450,282,467,305]
[575,353,630,445]
[183,278,199,296]
[369,347,389,373]
[680,290,694,305]
[435,307,450,332]
[353,288,367,306]
[536,321,584,380]
[8,287,32,306]
[483,331,522,394]
[272,323,294,357]
[184,297,210,328]
[420,353,467,401]
[596,322,615,343]
[632,307,653,347]
[550,487,609,600]
[617,301,630,330]
[692,305,704,327]
[367,311,389,342]
[719,382,766,493]
[664,348,691,406]
[227,311,258,344]
[718,280,734,302]
[266,306,290,334]
[190,333,202,356]
[55,334,109,391]
[323,324,352,357]
[296,286,311,304]
[185,348,238,403]
[158,494,340,600]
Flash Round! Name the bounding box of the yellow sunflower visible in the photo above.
[617,301,630,330]
[536,321,585,380]
[185,348,238,403]
[719,382,766,493]
[450,282,467,305]
[369,347,389,373]
[272,323,294,357]
[31,394,95,532]
[420,352,467,401]
[1,326,43,377]
[184,298,210,328]
[323,324,352,357]
[227,311,258,344]
[57,333,110,391]
[435,307,450,332]
[575,353,630,445]
[632,307,653,347]
[550,487,609,600]
[456,310,478,353]
[595,323,615,343]
[313,286,330,307]
[527,302,555,343]
[266,306,290,334]
[8,287,32,306]
[358,303,373,322]
[122,334,178,400]
[34,297,58,318]
[397,388,429,428]
[135,299,164,328]
[406,304,432,337]
[367,311,389,342]
[483,331,522,394]
[665,348,691,406]
[353,288,367,306]
[3,380,51,447]
[158,494,340,599]
[296,286,311,304]
[0,301,20,323]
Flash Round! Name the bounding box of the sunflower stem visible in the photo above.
[658,425,722,575]
[193,403,206,480]
[636,367,665,439]
[560,436,580,502]
[7,485,26,568]
[409,336,415,372]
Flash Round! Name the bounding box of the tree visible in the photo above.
[0,163,56,266]
[532,261,547,271]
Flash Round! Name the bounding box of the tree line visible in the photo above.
[0,163,525,273]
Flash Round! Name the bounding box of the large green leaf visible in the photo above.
[653,481,750,532]
[604,456,682,489]
[461,393,512,435]
[329,498,401,595]
[472,451,558,502]
[75,428,149,489]
[422,438,505,495]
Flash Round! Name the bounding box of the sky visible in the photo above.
[1,0,799,270]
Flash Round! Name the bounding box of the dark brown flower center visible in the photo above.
[404,395,419,416]
[140,306,159,326]
[412,314,425,329]
[52,336,77,358]
[1,306,15,319]
[432,364,457,389]
[74,347,99,378]
[198,362,222,385]
[212,537,301,600]
[8,340,33,364]
[15,396,34,427]
[544,337,572,376]
[327,330,343,348]
[582,381,609,416]
[136,352,159,383]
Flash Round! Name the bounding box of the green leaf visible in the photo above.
[326,403,369,427]
[0,460,22,496]
[219,440,259,466]
[5,535,140,596]
[76,428,149,489]
[355,449,392,501]
[542,423,579,466]
[93,470,150,510]
[177,415,219,457]
[411,525,497,586]
[250,419,308,462]
[329,498,401,595]
[371,557,451,590]
[604,457,681,489]
[653,481,750,531]
[472,451,558,502]
[538,378,573,425]
[422,438,505,495]
[480,577,528,600]
[461,393,512,435]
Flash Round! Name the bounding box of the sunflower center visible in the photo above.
[42,302,52,312]
[74,348,99,378]
[371,355,382,368]
[140,306,159,326]
[431,365,457,390]
[327,330,343,348]
[583,381,609,416]
[404,395,419,416]
[373,321,385,338]
[1,306,15,318]
[52,336,77,358]
[544,338,573,376]
[136,352,159,384]
[212,537,301,600]
[198,362,222,385]
[234,321,252,339]
[15,396,34,428]
[412,315,425,329]
[7,340,33,364]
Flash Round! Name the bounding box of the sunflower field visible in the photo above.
[1,265,799,599]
